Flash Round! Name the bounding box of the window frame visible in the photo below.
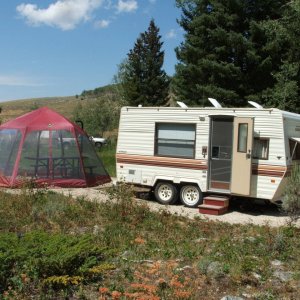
[154,122,196,159]
[252,137,269,160]
[237,123,248,153]
[289,139,300,160]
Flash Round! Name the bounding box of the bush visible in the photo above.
[0,188,104,234]
[0,232,105,295]
[283,163,300,223]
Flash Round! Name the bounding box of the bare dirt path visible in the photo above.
[50,183,300,228]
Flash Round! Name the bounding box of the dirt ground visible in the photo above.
[50,182,300,228]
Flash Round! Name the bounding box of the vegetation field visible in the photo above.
[98,141,117,177]
[0,184,299,299]
[0,96,81,123]
[0,84,120,125]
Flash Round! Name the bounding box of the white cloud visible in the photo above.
[17,0,104,30]
[94,19,110,28]
[116,0,138,13]
[0,74,41,87]
[166,29,177,39]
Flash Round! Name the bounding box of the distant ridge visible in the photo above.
[0,84,119,123]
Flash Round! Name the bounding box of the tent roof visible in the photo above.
[0,107,83,132]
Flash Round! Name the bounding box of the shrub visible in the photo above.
[282,163,300,224]
[0,188,104,234]
[0,232,105,295]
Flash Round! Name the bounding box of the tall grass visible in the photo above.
[98,140,116,177]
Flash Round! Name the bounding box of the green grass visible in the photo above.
[0,185,300,299]
[0,96,80,122]
[0,84,119,123]
[98,141,116,177]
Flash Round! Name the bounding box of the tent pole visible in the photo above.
[35,131,42,177]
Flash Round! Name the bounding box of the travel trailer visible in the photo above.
[116,104,300,208]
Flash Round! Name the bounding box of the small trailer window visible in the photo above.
[253,138,269,160]
[289,139,300,160]
[155,123,196,158]
[237,123,248,153]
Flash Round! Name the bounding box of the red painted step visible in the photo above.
[203,196,229,207]
[198,204,228,215]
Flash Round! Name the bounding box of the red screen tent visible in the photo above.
[0,107,111,187]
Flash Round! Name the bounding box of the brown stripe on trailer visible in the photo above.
[252,164,290,177]
[116,154,208,170]
[117,154,293,178]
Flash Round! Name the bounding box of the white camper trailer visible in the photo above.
[116,105,300,208]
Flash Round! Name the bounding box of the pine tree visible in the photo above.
[120,19,170,106]
[262,0,300,112]
[173,0,288,107]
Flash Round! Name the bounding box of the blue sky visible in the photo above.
[0,0,183,102]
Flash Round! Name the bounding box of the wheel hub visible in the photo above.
[159,186,172,201]
[182,186,199,205]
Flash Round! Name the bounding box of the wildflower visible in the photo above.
[130,283,157,294]
[21,273,30,283]
[111,290,122,299]
[157,278,166,284]
[174,290,192,299]
[170,275,184,288]
[124,292,145,298]
[99,287,109,294]
[147,261,161,274]
[134,236,146,244]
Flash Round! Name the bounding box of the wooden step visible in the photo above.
[198,204,228,215]
[203,196,229,207]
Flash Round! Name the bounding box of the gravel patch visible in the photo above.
[3,179,298,227]
[50,183,300,228]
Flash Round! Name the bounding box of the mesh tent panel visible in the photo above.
[0,129,22,177]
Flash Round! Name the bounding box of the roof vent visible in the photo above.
[177,101,188,108]
[248,101,263,109]
[208,98,222,108]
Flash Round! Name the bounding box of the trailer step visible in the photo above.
[199,195,230,215]
[198,204,228,215]
[203,195,229,207]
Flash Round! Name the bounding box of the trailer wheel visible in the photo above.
[95,142,103,148]
[180,185,203,208]
[154,182,178,205]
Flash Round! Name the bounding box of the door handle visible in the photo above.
[246,150,251,159]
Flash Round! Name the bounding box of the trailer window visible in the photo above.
[155,123,196,158]
[253,138,269,160]
[237,123,248,153]
[289,139,300,160]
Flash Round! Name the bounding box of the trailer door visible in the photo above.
[231,117,254,195]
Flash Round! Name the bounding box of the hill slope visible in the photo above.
[0,84,120,123]
[0,96,80,122]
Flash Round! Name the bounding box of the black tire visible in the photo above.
[180,185,203,208]
[95,142,102,148]
[154,182,178,205]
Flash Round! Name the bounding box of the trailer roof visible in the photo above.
[122,106,275,111]
[122,106,300,119]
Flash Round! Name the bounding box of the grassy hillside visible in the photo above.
[0,96,79,122]
[0,84,120,123]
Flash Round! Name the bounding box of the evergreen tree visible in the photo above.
[173,0,288,107]
[120,19,170,106]
[262,0,300,112]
